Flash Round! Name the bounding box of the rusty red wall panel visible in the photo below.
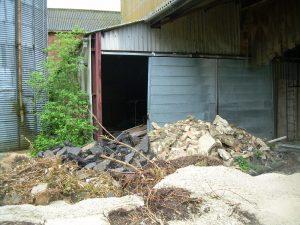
[91,32,103,139]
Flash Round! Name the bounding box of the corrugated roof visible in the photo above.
[48,8,121,32]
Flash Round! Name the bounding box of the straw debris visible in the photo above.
[0,158,122,206]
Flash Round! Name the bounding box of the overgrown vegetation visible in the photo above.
[29,29,94,155]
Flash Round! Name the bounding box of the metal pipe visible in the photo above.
[101,50,249,60]
[17,0,24,123]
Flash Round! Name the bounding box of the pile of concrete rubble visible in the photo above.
[38,125,149,172]
[149,115,270,166]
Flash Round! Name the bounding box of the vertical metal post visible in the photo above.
[215,58,219,116]
[92,32,103,140]
[17,0,24,124]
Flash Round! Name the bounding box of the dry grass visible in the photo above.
[0,158,122,205]
[116,155,222,195]
[108,188,202,225]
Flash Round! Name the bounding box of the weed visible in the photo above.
[254,150,263,159]
[234,156,250,172]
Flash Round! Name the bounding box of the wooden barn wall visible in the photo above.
[242,0,300,64]
[102,1,240,56]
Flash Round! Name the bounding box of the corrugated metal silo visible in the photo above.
[0,0,47,152]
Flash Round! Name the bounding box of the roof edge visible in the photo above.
[87,20,146,35]
[47,8,121,13]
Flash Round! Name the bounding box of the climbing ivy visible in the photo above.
[29,28,95,155]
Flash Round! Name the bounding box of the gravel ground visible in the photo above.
[155,165,300,225]
[0,195,144,225]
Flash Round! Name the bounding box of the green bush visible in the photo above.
[29,28,95,156]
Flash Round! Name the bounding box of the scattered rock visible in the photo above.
[217,149,231,161]
[31,183,48,196]
[43,150,54,158]
[67,147,81,156]
[224,158,234,167]
[152,122,161,130]
[196,133,216,156]
[90,146,103,155]
[213,115,234,135]
[82,142,97,152]
[94,160,111,171]
[125,152,135,163]
[85,162,97,169]
[56,147,67,157]
[149,115,272,166]
[31,183,50,205]
[136,135,149,153]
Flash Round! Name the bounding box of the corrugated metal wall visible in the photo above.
[121,0,167,23]
[0,0,47,152]
[148,57,274,138]
[148,57,216,125]
[218,59,274,138]
[102,1,240,56]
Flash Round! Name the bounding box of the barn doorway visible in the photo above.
[102,55,148,132]
[274,45,300,142]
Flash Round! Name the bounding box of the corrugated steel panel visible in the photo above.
[102,1,240,55]
[148,57,274,138]
[121,0,167,23]
[218,59,274,138]
[0,0,47,152]
[148,57,216,126]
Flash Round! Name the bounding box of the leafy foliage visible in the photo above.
[234,156,250,172]
[29,29,94,155]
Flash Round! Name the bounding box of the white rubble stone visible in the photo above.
[196,133,216,156]
[217,149,231,161]
[213,115,234,135]
[31,183,48,196]
[168,147,188,160]
[151,122,161,130]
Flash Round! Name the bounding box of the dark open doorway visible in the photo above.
[274,45,300,142]
[102,55,148,132]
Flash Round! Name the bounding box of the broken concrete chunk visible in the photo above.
[135,135,149,153]
[90,146,103,155]
[223,158,234,167]
[85,162,97,169]
[81,141,97,152]
[259,146,270,151]
[217,149,231,161]
[43,150,54,158]
[168,147,188,160]
[256,138,268,148]
[31,183,50,205]
[197,133,216,156]
[151,122,161,130]
[125,152,135,163]
[31,183,48,196]
[67,147,81,156]
[219,135,236,147]
[56,147,67,157]
[213,115,234,135]
[94,160,111,171]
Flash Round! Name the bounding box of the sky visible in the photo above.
[47,0,121,11]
